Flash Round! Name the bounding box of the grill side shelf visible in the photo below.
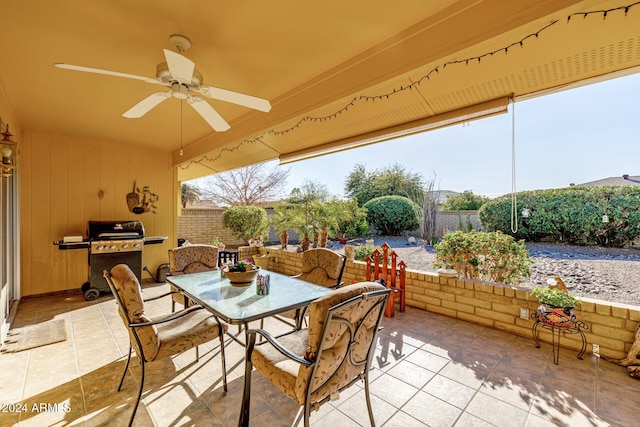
[53,241,90,250]
[143,236,167,245]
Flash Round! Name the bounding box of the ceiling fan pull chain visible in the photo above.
[179,100,184,156]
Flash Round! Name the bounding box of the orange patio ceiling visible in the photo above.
[1,1,639,181]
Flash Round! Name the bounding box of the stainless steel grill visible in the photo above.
[55,220,166,300]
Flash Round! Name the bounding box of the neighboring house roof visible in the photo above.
[183,199,281,209]
[571,174,640,187]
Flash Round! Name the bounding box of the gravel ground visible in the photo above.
[326,237,640,307]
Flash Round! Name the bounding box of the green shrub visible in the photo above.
[353,245,381,261]
[478,186,640,247]
[222,206,269,242]
[352,245,394,265]
[530,286,581,308]
[332,199,369,237]
[434,230,532,285]
[457,211,474,232]
[363,195,420,235]
[442,190,490,210]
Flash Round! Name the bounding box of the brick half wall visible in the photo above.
[260,246,639,361]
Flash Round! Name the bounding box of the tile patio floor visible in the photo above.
[0,281,637,426]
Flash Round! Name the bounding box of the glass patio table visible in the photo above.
[166,269,331,330]
[169,269,331,427]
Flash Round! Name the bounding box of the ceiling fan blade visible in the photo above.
[123,92,171,118]
[188,96,230,132]
[54,63,162,85]
[163,49,195,83]
[198,85,272,112]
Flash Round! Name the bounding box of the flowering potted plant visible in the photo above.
[225,259,255,272]
[223,259,260,286]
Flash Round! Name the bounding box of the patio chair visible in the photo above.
[241,281,389,427]
[276,247,346,329]
[168,244,219,311]
[103,264,228,427]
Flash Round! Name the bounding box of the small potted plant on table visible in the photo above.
[222,259,260,287]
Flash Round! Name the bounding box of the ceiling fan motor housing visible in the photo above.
[156,62,203,89]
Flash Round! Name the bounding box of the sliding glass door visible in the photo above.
[1,168,18,344]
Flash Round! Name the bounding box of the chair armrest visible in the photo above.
[247,328,312,366]
[330,281,344,289]
[143,289,180,302]
[129,305,204,327]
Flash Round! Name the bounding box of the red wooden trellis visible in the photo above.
[365,242,406,317]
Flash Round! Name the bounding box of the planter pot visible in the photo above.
[344,245,355,261]
[223,266,261,286]
[338,237,348,244]
[537,305,576,328]
[252,255,271,270]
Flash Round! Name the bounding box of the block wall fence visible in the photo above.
[435,210,482,237]
[247,245,640,361]
[178,207,299,247]
[177,208,245,247]
[178,208,481,244]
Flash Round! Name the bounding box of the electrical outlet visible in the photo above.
[519,307,530,320]
[592,343,600,357]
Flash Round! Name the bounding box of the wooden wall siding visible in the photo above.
[20,131,177,296]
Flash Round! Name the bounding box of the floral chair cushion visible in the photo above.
[155,309,227,360]
[298,248,345,288]
[168,244,219,275]
[250,282,386,406]
[168,245,219,306]
[109,264,159,361]
[307,286,385,403]
[250,330,310,404]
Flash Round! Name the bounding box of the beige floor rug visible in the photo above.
[1,319,67,353]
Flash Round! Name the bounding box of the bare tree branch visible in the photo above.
[198,162,290,206]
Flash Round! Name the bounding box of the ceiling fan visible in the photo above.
[54,34,271,132]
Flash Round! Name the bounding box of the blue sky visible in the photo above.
[282,72,640,198]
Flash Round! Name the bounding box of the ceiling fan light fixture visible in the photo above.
[171,83,189,99]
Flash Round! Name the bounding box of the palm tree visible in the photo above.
[181,183,201,208]
[271,202,293,249]
[288,188,315,251]
[313,200,341,248]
